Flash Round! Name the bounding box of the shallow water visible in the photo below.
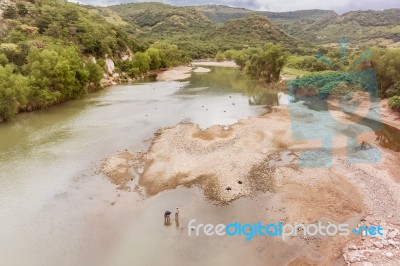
[0,67,287,265]
[1,66,399,265]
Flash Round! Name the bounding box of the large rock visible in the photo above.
[105,58,115,75]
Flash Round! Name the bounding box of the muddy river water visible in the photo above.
[0,67,397,265]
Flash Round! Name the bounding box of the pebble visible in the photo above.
[373,241,384,249]
[361,262,373,266]
[388,231,398,239]
[386,252,394,258]
[348,244,357,250]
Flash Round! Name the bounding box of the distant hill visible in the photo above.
[192,5,400,47]
[304,9,400,46]
[211,15,296,48]
[108,3,303,57]
[109,2,212,36]
[192,5,337,24]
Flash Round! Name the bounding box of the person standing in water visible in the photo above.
[164,211,171,223]
[175,207,179,228]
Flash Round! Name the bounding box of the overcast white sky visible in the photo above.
[70,0,400,13]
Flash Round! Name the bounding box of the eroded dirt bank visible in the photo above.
[102,106,400,265]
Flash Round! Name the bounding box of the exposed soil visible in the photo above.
[156,66,193,81]
[192,60,238,68]
[102,105,400,265]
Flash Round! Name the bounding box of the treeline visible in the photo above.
[215,44,288,83]
[0,0,189,121]
[215,45,400,111]
[366,48,400,111]
[115,43,191,78]
[289,47,400,111]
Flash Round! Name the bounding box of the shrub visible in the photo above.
[388,96,400,112]
[128,67,140,78]
[386,83,400,98]
[215,51,225,62]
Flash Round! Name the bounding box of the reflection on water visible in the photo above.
[249,92,280,106]
[0,67,285,265]
[376,126,400,152]
[291,95,400,152]
[180,67,281,106]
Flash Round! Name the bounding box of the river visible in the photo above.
[0,67,290,265]
[1,66,398,266]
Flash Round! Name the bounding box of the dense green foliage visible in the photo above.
[108,3,304,58]
[245,44,288,83]
[286,47,400,106]
[0,0,191,121]
[0,65,29,121]
[192,5,400,46]
[283,9,400,45]
[287,71,371,98]
[364,48,400,97]
[286,55,330,72]
[192,5,337,24]
[389,96,400,111]
[1,0,400,121]
[24,45,90,108]
[0,0,126,120]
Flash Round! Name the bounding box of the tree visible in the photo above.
[25,45,89,108]
[16,2,28,16]
[358,48,400,97]
[246,44,288,83]
[131,52,151,73]
[0,54,9,66]
[150,42,189,68]
[146,48,161,70]
[86,61,103,90]
[223,50,238,61]
[0,65,29,121]
[215,51,225,62]
[3,5,17,19]
[233,51,248,69]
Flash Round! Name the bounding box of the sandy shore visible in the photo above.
[103,103,400,265]
[328,92,400,131]
[192,67,211,73]
[379,99,400,130]
[156,66,193,81]
[156,65,212,81]
[192,60,238,68]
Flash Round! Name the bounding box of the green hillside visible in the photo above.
[108,3,303,57]
[192,5,337,24]
[304,9,400,45]
[211,15,297,49]
[0,0,188,121]
[192,5,400,46]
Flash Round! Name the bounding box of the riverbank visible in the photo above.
[192,60,238,68]
[156,61,240,81]
[103,103,400,265]
[328,93,400,131]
